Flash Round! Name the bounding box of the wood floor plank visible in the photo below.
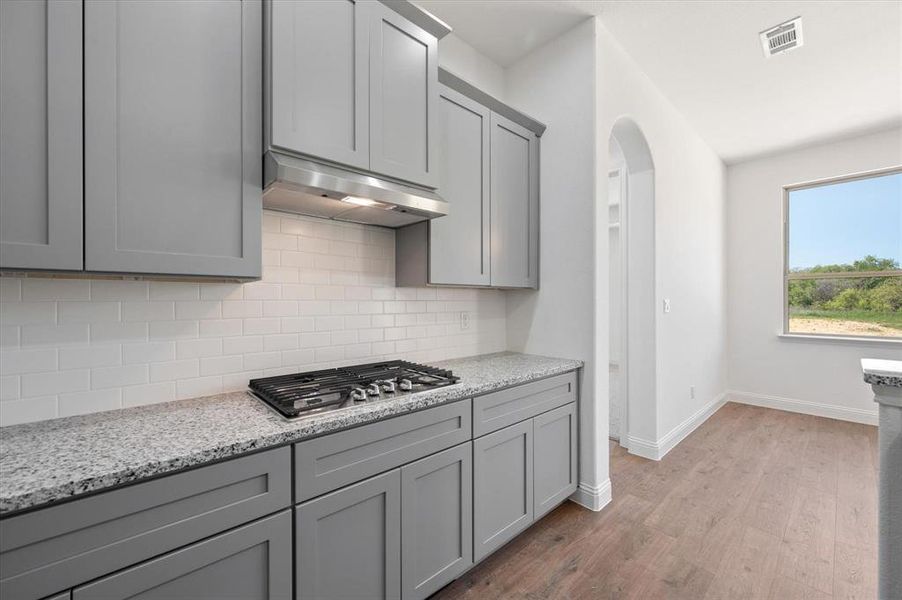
[432,405,877,600]
[779,485,837,595]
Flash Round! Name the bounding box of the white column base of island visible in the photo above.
[862,358,902,600]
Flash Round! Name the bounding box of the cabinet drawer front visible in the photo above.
[0,447,291,600]
[72,510,292,600]
[294,400,471,502]
[473,372,576,437]
[534,402,578,519]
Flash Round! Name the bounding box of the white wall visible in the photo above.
[503,19,606,507]
[438,33,505,100]
[594,20,729,452]
[727,128,902,424]
[0,211,507,426]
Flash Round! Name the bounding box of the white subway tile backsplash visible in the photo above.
[22,369,90,397]
[150,360,199,383]
[59,389,121,417]
[91,364,148,390]
[60,301,118,323]
[59,345,121,369]
[22,278,90,301]
[0,211,506,425]
[0,348,58,375]
[1,301,56,325]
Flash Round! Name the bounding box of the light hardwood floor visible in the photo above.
[433,402,878,599]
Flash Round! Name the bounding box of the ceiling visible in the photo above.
[416,1,590,67]
[419,0,902,164]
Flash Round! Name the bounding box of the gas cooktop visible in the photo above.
[248,360,460,420]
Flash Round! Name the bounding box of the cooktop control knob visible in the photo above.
[366,383,381,396]
[351,387,367,401]
[382,380,396,393]
[399,379,413,391]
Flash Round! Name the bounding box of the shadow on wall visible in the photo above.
[607,117,658,456]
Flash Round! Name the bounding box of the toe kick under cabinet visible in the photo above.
[0,370,579,600]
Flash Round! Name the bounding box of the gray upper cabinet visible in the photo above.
[72,510,292,600]
[369,1,439,188]
[473,419,534,562]
[83,0,261,278]
[490,112,539,288]
[429,84,491,286]
[269,0,370,171]
[401,443,473,600]
[0,0,83,271]
[296,469,402,600]
[533,402,578,519]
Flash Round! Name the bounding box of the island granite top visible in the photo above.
[862,358,902,389]
[0,352,582,515]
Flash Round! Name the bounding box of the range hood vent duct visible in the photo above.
[263,151,449,228]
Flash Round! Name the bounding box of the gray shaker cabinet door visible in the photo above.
[490,112,539,289]
[0,0,83,271]
[84,0,261,278]
[269,0,370,171]
[72,510,292,600]
[296,469,402,600]
[400,443,473,600]
[473,419,534,562]
[429,84,491,286]
[533,402,578,519]
[369,2,439,189]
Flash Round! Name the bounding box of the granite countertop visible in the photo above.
[0,352,582,515]
[862,358,902,388]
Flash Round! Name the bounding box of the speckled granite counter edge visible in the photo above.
[864,372,902,388]
[0,353,582,515]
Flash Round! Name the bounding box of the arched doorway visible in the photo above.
[608,118,655,451]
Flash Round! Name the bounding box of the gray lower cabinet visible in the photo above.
[269,0,370,171]
[43,594,71,600]
[368,1,439,188]
[490,112,539,288]
[428,84,491,286]
[0,0,83,271]
[533,403,578,519]
[296,469,402,600]
[73,510,292,600]
[473,419,534,562]
[401,443,473,600]
[83,0,261,277]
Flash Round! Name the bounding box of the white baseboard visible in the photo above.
[571,478,612,512]
[627,392,728,461]
[728,390,878,426]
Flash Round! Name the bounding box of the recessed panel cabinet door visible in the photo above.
[473,419,534,562]
[429,84,491,286]
[84,0,261,277]
[296,469,402,600]
[269,0,370,170]
[72,511,292,600]
[401,443,473,600]
[490,112,539,288]
[369,2,438,188]
[0,0,82,271]
[533,403,578,519]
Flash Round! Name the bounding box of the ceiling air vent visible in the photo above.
[760,17,803,58]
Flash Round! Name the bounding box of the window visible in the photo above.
[784,167,902,339]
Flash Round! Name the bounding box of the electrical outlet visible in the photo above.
[663,298,671,313]
[690,385,695,399]
[460,311,471,331]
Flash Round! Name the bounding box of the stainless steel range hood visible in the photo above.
[263,152,449,228]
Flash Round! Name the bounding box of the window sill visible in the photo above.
[778,332,902,347]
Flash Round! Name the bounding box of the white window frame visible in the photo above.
[782,165,902,341]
